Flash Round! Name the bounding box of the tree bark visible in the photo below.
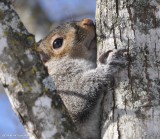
[0,1,80,139]
[96,0,160,139]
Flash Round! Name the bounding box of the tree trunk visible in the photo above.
[0,1,79,139]
[96,0,160,139]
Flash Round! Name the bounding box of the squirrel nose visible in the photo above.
[82,18,94,26]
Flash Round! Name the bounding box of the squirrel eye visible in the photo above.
[52,38,63,49]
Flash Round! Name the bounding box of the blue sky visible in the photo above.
[0,94,28,139]
[39,0,96,21]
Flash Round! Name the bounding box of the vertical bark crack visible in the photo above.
[113,25,117,49]
[119,27,122,42]
[117,114,121,139]
[143,44,151,102]
[154,43,160,79]
[127,38,134,104]
[116,0,119,17]
[112,78,116,122]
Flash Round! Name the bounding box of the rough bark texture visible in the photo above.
[0,1,80,139]
[96,0,160,139]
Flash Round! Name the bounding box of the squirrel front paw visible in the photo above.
[99,49,128,73]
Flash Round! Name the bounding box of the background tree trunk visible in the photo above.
[0,1,79,139]
[96,0,160,138]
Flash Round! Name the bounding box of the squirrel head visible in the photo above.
[38,18,97,63]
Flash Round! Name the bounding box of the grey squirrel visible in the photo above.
[38,18,127,139]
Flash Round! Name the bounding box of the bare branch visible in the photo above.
[0,1,80,139]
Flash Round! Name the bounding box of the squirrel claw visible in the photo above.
[99,50,113,64]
